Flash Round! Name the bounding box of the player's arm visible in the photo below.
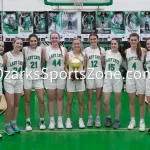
[121,49,128,70]
[101,56,105,68]
[22,47,26,71]
[64,50,69,76]
[101,48,106,68]
[142,48,147,69]
[41,48,46,69]
[83,52,87,73]
[2,53,8,69]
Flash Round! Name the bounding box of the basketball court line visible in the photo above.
[0,128,147,134]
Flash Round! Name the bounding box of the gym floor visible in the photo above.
[0,91,150,150]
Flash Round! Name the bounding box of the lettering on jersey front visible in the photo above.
[27,55,40,60]
[10,61,23,66]
[106,58,119,64]
[88,55,100,60]
[49,53,62,59]
[127,56,138,61]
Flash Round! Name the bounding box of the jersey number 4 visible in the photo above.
[13,67,22,74]
[132,62,136,70]
[52,59,61,66]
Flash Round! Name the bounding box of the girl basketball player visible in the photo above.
[103,38,126,129]
[3,38,24,135]
[0,41,4,138]
[126,33,147,131]
[84,33,105,127]
[145,38,150,134]
[42,32,67,129]
[23,34,45,131]
[65,38,86,129]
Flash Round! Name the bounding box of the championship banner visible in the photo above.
[48,11,63,40]
[61,12,78,40]
[33,11,48,41]
[140,11,150,41]
[3,11,19,41]
[111,11,126,41]
[96,11,111,41]
[81,11,96,40]
[125,11,140,39]
[18,12,33,39]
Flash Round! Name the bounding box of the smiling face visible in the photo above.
[146,39,150,50]
[50,33,60,45]
[0,41,4,54]
[129,36,139,48]
[29,36,38,49]
[13,39,23,51]
[89,35,99,47]
[111,40,119,52]
[72,39,82,50]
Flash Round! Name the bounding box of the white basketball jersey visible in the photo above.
[6,51,23,79]
[45,46,65,73]
[105,50,122,73]
[0,56,3,81]
[84,46,105,76]
[23,46,42,80]
[68,51,84,71]
[126,48,144,71]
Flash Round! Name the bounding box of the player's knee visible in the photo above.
[115,100,120,105]
[88,96,92,101]
[104,99,109,105]
[25,99,30,104]
[67,99,73,106]
[130,99,135,105]
[96,96,101,101]
[39,99,44,105]
[8,102,14,109]
[57,96,63,101]
[139,100,145,106]
[78,99,84,105]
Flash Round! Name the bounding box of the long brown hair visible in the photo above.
[129,33,142,60]
[111,38,126,61]
[50,32,62,56]
[89,32,102,55]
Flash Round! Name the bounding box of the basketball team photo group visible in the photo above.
[1,30,150,139]
[1,1,150,149]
